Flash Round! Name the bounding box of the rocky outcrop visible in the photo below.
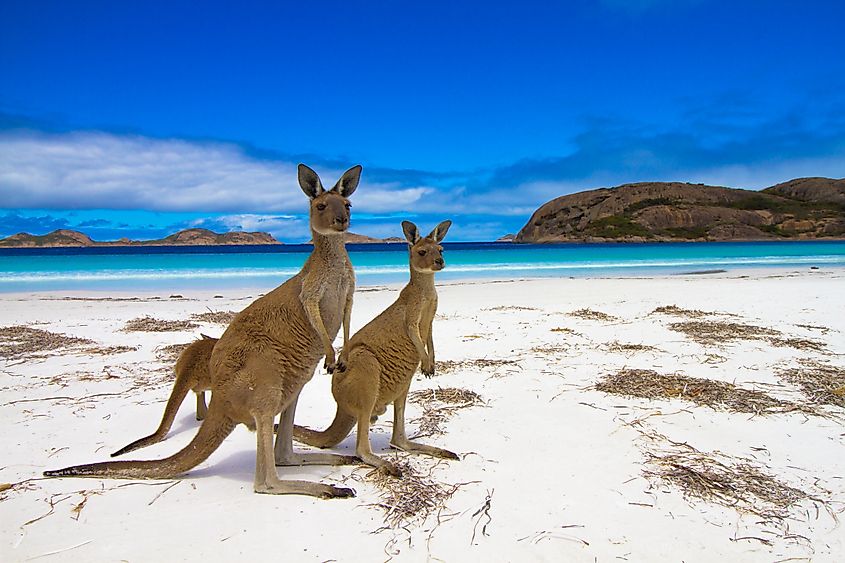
[515,178,845,243]
[153,228,278,246]
[0,229,96,247]
[762,177,845,205]
[305,232,406,244]
[343,232,405,244]
[0,228,280,247]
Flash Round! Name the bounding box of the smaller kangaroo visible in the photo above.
[111,334,218,457]
[294,220,458,476]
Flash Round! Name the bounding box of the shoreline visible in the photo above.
[0,264,842,299]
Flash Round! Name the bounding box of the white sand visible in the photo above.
[1,268,844,562]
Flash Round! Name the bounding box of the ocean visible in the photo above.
[1,240,844,293]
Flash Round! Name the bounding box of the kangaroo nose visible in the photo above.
[336,215,348,225]
[435,258,444,266]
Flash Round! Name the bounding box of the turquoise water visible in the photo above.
[0,241,844,293]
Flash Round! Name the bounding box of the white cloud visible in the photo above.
[0,131,430,214]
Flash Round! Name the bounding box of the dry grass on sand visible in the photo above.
[651,305,725,318]
[190,310,237,324]
[644,445,824,525]
[596,369,808,415]
[353,457,464,530]
[568,308,618,322]
[408,386,485,439]
[669,320,826,351]
[0,325,94,360]
[122,316,199,333]
[434,358,520,375]
[155,342,193,363]
[779,360,845,408]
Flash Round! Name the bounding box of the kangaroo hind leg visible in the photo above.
[391,388,459,460]
[341,349,401,476]
[274,391,358,467]
[254,410,354,498]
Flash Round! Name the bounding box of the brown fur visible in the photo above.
[294,220,458,476]
[111,334,217,458]
[45,164,363,498]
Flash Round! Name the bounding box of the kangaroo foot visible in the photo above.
[254,478,355,498]
[391,440,460,460]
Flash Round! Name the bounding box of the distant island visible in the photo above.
[4,177,844,247]
[0,227,408,248]
[319,233,406,244]
[0,228,280,248]
[515,177,845,243]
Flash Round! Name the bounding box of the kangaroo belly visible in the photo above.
[374,339,420,401]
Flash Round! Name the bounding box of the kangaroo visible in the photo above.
[45,164,361,498]
[293,220,458,476]
[111,334,218,457]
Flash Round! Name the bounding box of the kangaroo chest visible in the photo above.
[318,273,352,339]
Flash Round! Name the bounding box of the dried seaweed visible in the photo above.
[123,316,199,332]
[645,447,814,520]
[484,305,538,312]
[155,342,193,363]
[596,369,801,415]
[779,362,845,408]
[408,386,484,438]
[795,323,832,335]
[0,326,94,360]
[358,457,462,528]
[409,387,483,405]
[668,320,780,345]
[80,345,138,356]
[530,344,571,354]
[568,308,617,322]
[669,320,826,351]
[190,310,237,324]
[652,305,714,318]
[434,358,520,375]
[550,327,581,336]
[603,341,660,354]
[768,337,827,352]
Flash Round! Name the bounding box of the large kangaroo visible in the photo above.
[294,220,458,476]
[45,164,361,498]
[111,334,218,458]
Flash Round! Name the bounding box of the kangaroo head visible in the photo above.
[402,220,452,273]
[298,164,361,236]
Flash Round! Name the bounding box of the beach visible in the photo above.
[1,269,844,562]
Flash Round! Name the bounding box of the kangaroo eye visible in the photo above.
[345,202,352,209]
[316,203,327,211]
[417,250,427,256]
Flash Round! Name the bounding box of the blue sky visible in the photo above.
[1,0,844,242]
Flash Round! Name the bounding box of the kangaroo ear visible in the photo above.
[402,221,420,244]
[298,164,324,199]
[428,220,452,242]
[331,165,362,197]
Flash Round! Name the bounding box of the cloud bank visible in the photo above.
[1,99,843,241]
[0,131,432,215]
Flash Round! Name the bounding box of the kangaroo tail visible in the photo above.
[293,408,355,448]
[110,371,195,457]
[45,401,236,480]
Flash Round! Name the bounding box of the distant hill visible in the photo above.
[515,177,845,243]
[0,228,280,247]
[307,232,406,244]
